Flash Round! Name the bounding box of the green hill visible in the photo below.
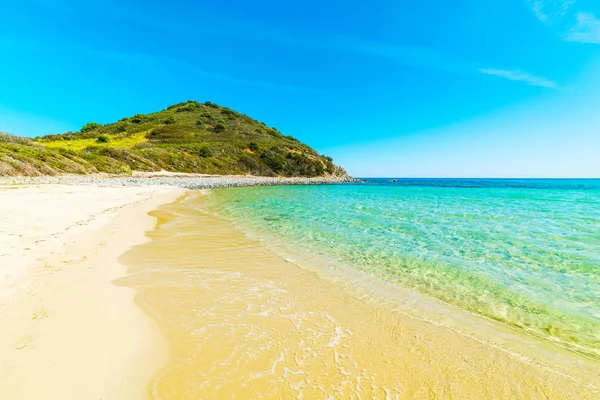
[0,100,347,177]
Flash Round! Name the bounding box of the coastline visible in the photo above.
[0,184,185,399]
[2,179,598,398]
[0,173,357,189]
[121,190,600,398]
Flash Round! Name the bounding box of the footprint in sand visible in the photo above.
[14,336,32,350]
[44,264,62,272]
[32,309,49,320]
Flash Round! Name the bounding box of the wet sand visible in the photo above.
[119,190,600,399]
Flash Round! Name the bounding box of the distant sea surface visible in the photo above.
[208,179,600,359]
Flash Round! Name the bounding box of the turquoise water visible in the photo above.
[207,179,600,359]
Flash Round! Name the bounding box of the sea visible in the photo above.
[207,178,600,360]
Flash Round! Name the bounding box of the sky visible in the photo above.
[1,0,600,177]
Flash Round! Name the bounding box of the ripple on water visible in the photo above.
[116,189,600,399]
[208,182,600,360]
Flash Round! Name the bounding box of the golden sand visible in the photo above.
[118,191,600,399]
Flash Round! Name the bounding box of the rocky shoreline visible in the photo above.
[0,174,357,189]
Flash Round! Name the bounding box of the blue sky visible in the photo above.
[1,0,600,177]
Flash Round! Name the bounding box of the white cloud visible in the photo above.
[529,0,550,22]
[566,12,600,44]
[527,0,577,23]
[478,69,558,89]
[526,1,600,46]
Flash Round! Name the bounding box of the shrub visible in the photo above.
[164,116,176,125]
[260,151,286,173]
[115,123,127,133]
[0,132,31,145]
[81,122,102,133]
[221,109,237,119]
[204,101,219,108]
[167,102,187,110]
[198,146,212,158]
[248,142,259,152]
[213,123,226,133]
[146,125,189,142]
[176,103,200,113]
[130,114,144,123]
[96,135,109,143]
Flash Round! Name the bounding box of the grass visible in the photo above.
[0,133,96,176]
[40,131,148,151]
[2,101,348,177]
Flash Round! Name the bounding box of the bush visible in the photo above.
[147,125,189,142]
[213,123,226,133]
[220,109,237,119]
[96,135,109,143]
[176,103,200,113]
[0,132,31,145]
[115,123,127,133]
[260,151,286,173]
[164,116,176,125]
[81,122,102,133]
[198,146,212,158]
[167,102,187,110]
[248,142,259,152]
[204,101,219,108]
[130,114,144,123]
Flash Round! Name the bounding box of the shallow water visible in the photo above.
[208,179,600,360]
[117,190,600,399]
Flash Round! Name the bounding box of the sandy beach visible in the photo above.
[0,184,184,399]
[1,182,599,399]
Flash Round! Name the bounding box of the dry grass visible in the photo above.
[0,132,32,145]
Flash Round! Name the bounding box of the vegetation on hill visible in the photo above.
[0,100,347,177]
[0,132,97,176]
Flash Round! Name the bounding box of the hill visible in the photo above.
[0,101,347,178]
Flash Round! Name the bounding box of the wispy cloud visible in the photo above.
[478,69,559,89]
[95,50,325,94]
[327,36,475,72]
[566,12,600,44]
[6,34,322,95]
[527,0,577,23]
[330,36,557,90]
[529,0,551,22]
[18,4,559,92]
[526,1,600,45]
